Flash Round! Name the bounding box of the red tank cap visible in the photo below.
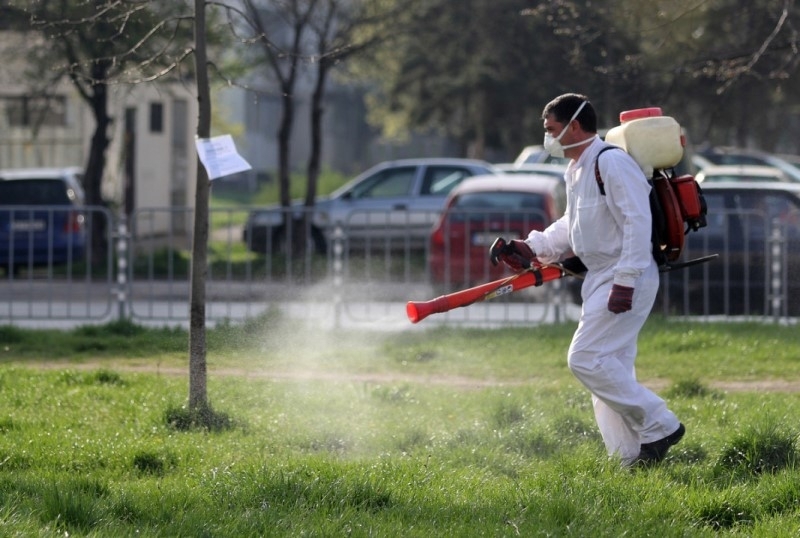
[619,107,663,123]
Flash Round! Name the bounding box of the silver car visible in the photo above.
[243,158,498,254]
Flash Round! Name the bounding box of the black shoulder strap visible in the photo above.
[594,146,619,196]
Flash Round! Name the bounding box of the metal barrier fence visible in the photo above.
[1,205,116,325]
[658,208,799,320]
[1,205,797,328]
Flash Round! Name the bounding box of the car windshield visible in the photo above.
[449,191,547,222]
[422,167,476,196]
[346,167,416,199]
[0,179,72,205]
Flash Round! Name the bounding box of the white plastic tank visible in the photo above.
[604,107,684,177]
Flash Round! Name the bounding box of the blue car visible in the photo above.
[0,167,87,276]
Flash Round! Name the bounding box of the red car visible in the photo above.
[428,173,566,288]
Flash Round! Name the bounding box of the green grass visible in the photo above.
[211,168,350,207]
[0,317,799,535]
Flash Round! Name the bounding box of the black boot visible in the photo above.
[634,423,685,466]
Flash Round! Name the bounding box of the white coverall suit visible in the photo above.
[526,137,681,465]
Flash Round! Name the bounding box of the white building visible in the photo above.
[0,29,198,237]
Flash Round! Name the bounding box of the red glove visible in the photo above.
[608,284,634,313]
[499,239,536,272]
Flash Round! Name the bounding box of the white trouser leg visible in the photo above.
[592,394,641,464]
[568,264,679,461]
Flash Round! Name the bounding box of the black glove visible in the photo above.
[489,237,536,272]
[608,284,634,313]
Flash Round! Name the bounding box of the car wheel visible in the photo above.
[271,224,327,255]
[242,225,268,254]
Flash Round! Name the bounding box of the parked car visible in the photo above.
[0,167,87,275]
[695,146,800,182]
[775,153,800,170]
[428,173,566,288]
[695,164,793,183]
[513,145,571,166]
[242,158,498,254]
[661,181,800,316]
[493,162,567,179]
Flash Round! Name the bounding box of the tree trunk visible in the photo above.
[278,91,294,210]
[277,90,304,254]
[305,59,329,216]
[84,64,111,266]
[189,0,210,410]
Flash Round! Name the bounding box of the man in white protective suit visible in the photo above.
[496,93,684,467]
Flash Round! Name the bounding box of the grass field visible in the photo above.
[0,315,799,536]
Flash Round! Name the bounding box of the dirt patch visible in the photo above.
[17,361,800,392]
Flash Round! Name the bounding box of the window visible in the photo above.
[0,179,71,205]
[149,102,164,133]
[450,192,547,224]
[421,167,472,195]
[349,167,416,199]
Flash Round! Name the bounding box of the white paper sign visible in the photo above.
[195,134,252,180]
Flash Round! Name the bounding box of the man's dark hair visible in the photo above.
[542,93,597,133]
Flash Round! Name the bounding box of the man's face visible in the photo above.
[543,113,571,144]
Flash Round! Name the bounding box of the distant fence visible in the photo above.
[1,206,797,328]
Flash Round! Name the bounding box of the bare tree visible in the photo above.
[189,0,212,411]
[229,0,404,253]
[241,0,319,253]
[9,0,197,262]
[7,0,234,415]
[304,0,400,210]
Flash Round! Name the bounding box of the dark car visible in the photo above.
[242,158,498,254]
[428,173,566,288]
[0,167,87,275]
[661,181,800,316]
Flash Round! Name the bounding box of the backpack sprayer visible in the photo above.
[406,107,717,324]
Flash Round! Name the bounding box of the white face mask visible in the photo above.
[543,101,595,158]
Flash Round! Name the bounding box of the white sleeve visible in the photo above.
[526,214,570,264]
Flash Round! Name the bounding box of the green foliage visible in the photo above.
[131,247,191,278]
[0,325,25,345]
[348,0,800,157]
